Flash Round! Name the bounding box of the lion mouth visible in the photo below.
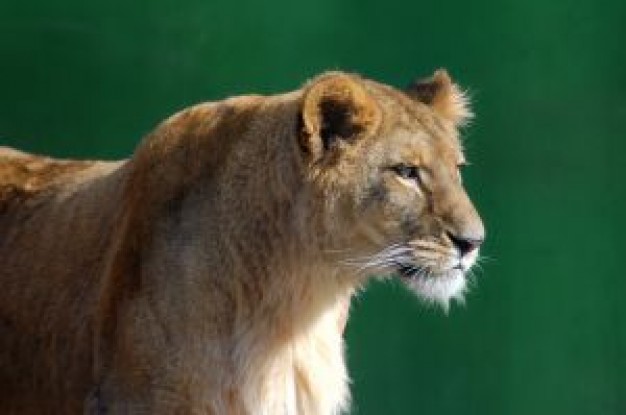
[397,264,420,279]
[396,262,464,280]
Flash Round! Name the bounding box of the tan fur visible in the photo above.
[0,71,484,414]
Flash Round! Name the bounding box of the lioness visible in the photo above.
[0,70,484,414]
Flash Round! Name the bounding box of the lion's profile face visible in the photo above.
[300,70,484,305]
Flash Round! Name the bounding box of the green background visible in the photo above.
[1,0,625,413]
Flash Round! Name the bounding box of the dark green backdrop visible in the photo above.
[1,0,625,413]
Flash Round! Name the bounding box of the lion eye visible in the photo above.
[392,164,420,182]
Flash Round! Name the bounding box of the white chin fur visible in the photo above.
[404,269,467,310]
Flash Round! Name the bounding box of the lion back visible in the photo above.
[0,147,97,211]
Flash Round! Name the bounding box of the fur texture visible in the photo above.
[0,70,484,414]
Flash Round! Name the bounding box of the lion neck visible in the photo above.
[136,99,357,413]
[147,183,354,414]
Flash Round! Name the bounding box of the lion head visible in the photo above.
[299,70,485,306]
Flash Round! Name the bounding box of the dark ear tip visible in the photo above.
[405,78,438,105]
[405,68,456,105]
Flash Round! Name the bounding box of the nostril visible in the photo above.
[447,232,483,256]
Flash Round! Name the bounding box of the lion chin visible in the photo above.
[398,268,468,309]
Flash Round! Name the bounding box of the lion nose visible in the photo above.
[446,232,484,257]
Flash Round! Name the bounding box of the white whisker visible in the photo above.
[340,242,415,275]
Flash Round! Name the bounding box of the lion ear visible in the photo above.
[300,73,381,160]
[405,69,472,126]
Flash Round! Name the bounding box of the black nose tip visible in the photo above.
[447,232,483,256]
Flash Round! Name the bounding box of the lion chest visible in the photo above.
[235,304,350,415]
